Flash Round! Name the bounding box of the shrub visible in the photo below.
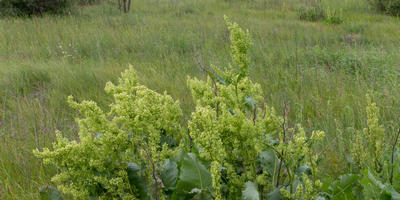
[35,18,326,200]
[34,17,400,200]
[0,0,72,16]
[369,0,400,16]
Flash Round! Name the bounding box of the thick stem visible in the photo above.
[211,78,219,120]
[276,103,288,187]
[260,185,264,200]
[253,107,257,125]
[195,53,219,120]
[390,128,400,185]
[144,142,160,200]
[187,128,193,152]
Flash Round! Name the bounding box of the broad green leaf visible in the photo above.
[127,162,149,200]
[178,153,212,191]
[217,76,226,85]
[258,149,278,175]
[381,184,400,200]
[269,140,280,146]
[361,170,400,200]
[242,181,259,200]
[365,170,385,189]
[316,196,326,200]
[170,153,212,200]
[296,164,312,177]
[172,148,185,163]
[161,133,178,148]
[39,186,63,200]
[291,179,304,194]
[190,188,213,200]
[244,95,256,110]
[328,174,361,200]
[161,159,178,190]
[265,187,283,200]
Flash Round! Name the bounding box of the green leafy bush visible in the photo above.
[188,16,325,200]
[369,0,400,16]
[34,18,327,200]
[0,0,72,16]
[34,17,400,200]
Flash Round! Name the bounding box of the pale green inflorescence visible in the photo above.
[279,126,325,200]
[350,94,386,175]
[188,17,281,199]
[188,17,324,199]
[34,66,183,199]
[365,94,386,172]
[188,16,280,199]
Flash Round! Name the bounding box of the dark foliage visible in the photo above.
[369,0,400,16]
[0,0,72,16]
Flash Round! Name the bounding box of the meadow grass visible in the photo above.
[0,0,399,198]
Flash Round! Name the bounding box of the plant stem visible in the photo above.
[187,128,193,152]
[144,142,160,200]
[253,107,257,125]
[390,128,400,185]
[195,52,219,120]
[276,103,288,187]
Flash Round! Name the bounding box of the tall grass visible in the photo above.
[0,0,399,198]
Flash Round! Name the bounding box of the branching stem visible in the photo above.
[195,52,220,120]
[390,128,400,185]
[144,142,160,200]
[276,103,289,187]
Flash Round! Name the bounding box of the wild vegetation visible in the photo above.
[369,0,400,16]
[0,0,400,199]
[0,0,72,16]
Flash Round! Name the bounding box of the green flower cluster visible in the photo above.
[351,94,386,175]
[188,17,325,199]
[188,17,280,199]
[34,66,182,199]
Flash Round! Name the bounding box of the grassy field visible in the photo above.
[0,0,399,198]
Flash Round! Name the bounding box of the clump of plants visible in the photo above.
[324,8,344,24]
[298,0,345,24]
[34,17,327,200]
[369,0,400,16]
[318,94,400,200]
[34,17,400,200]
[187,16,326,200]
[347,95,400,199]
[298,0,326,21]
[298,5,326,22]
